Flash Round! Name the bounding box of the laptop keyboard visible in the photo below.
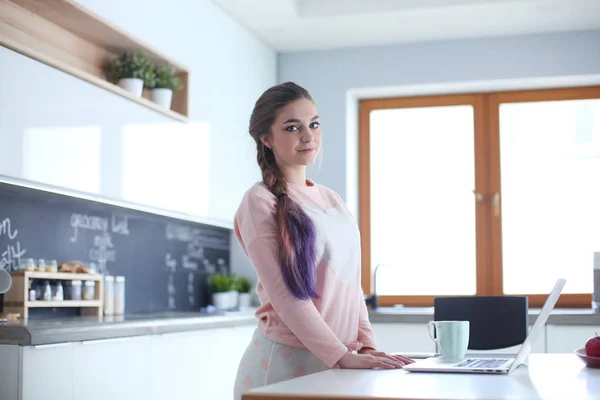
[455,358,509,368]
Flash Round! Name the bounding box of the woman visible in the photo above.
[233,82,413,399]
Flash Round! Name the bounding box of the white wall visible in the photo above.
[0,0,274,280]
[278,30,600,210]
[0,0,275,227]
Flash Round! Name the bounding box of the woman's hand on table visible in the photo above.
[359,348,415,367]
[337,349,414,369]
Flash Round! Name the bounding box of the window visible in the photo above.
[359,86,600,308]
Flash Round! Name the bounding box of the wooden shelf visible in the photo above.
[27,300,102,308]
[4,269,104,318]
[11,271,104,281]
[0,0,189,122]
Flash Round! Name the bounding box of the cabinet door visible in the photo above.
[149,330,212,400]
[0,345,19,400]
[21,342,74,400]
[547,325,600,353]
[197,325,257,400]
[72,336,152,400]
[150,324,257,400]
[371,323,435,354]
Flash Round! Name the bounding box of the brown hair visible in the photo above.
[248,82,319,300]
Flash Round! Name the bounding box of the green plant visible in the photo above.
[106,52,156,87]
[233,276,252,293]
[209,273,234,293]
[149,64,183,91]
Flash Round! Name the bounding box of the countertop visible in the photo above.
[243,354,600,400]
[0,310,257,346]
[2,306,598,347]
[368,306,600,325]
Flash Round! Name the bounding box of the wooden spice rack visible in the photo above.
[3,271,104,318]
[0,0,190,122]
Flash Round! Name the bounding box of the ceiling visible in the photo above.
[210,0,600,52]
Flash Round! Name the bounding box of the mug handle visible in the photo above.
[428,321,441,355]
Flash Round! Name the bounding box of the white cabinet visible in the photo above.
[372,323,435,354]
[72,336,152,400]
[148,324,256,400]
[0,323,257,400]
[192,325,257,400]
[546,325,600,353]
[21,342,74,400]
[149,330,209,400]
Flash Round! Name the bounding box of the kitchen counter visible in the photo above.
[369,306,600,325]
[2,306,597,347]
[243,354,600,400]
[0,310,258,346]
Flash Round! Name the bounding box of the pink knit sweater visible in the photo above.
[233,179,377,368]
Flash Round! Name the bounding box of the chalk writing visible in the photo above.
[186,242,204,259]
[0,241,26,271]
[181,255,198,271]
[89,231,116,274]
[188,273,195,306]
[70,213,108,242]
[168,274,176,309]
[0,217,27,271]
[111,215,130,236]
[165,253,177,273]
[0,218,18,240]
[203,259,215,274]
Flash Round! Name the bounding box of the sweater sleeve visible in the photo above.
[357,288,377,350]
[245,235,350,368]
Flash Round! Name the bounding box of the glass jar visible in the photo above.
[114,276,126,315]
[104,276,114,316]
[37,259,46,272]
[42,280,52,301]
[47,260,58,273]
[26,258,36,271]
[70,280,82,300]
[83,280,95,300]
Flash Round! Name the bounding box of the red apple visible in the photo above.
[585,333,600,358]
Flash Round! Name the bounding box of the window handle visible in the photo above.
[493,192,500,217]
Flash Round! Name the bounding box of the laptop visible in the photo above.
[403,278,566,374]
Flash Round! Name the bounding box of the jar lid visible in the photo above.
[115,276,125,282]
[105,275,114,282]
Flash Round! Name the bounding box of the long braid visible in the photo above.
[257,142,319,300]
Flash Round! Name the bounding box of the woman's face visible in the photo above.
[262,98,322,168]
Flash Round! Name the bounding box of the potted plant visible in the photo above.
[209,273,233,310]
[147,64,183,108]
[234,276,252,310]
[106,52,155,97]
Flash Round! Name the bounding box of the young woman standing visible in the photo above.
[233,82,413,399]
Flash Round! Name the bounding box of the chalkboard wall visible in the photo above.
[0,180,231,316]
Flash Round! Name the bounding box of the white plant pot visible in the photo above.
[229,290,239,309]
[150,88,173,108]
[239,293,251,310]
[212,292,230,310]
[117,78,144,97]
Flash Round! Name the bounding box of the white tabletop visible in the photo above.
[243,354,600,400]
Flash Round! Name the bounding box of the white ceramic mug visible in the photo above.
[428,320,470,361]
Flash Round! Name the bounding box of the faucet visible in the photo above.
[364,263,387,309]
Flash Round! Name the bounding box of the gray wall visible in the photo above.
[279,30,600,207]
